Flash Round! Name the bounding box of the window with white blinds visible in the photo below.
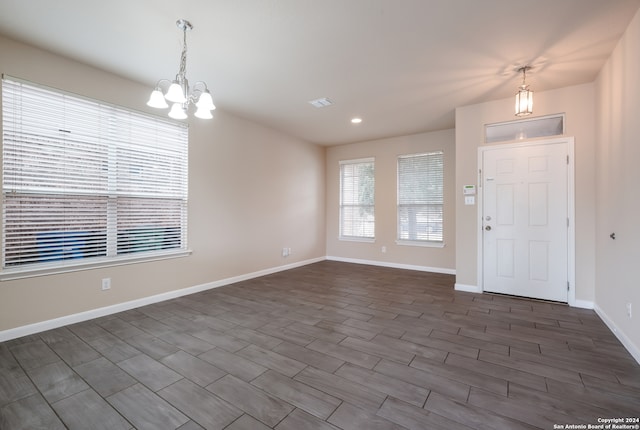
[339,158,375,240]
[1,77,188,275]
[397,151,443,243]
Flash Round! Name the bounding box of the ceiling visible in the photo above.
[0,0,639,145]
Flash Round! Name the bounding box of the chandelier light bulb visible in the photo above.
[194,107,214,119]
[147,88,168,108]
[165,81,187,104]
[195,90,216,111]
[168,103,188,120]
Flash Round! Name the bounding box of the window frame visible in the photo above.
[396,151,444,247]
[338,157,375,242]
[1,76,190,280]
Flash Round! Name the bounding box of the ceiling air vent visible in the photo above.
[308,97,333,108]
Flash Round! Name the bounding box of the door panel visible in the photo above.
[482,141,568,302]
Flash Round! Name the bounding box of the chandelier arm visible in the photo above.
[190,81,208,97]
[191,81,208,91]
[154,78,172,90]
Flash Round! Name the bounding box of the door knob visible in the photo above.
[485,226,492,231]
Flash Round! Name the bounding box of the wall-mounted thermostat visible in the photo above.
[463,185,476,195]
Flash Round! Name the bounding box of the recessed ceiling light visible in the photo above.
[308,97,333,108]
[351,117,362,124]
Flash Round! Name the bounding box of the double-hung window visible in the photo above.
[1,77,189,278]
[339,158,375,240]
[397,151,443,244]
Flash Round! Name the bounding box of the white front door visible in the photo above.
[481,140,569,302]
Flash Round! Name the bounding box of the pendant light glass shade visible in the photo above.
[168,103,188,120]
[195,90,216,111]
[515,86,533,116]
[515,66,533,116]
[194,107,214,119]
[165,81,187,103]
[147,88,169,108]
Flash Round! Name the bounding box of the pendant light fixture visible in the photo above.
[514,66,533,117]
[147,19,216,120]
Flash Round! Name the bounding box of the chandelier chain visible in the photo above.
[178,28,188,78]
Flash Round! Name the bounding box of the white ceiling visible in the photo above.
[0,0,639,145]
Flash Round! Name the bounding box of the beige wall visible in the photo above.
[0,35,326,332]
[325,130,456,272]
[455,83,597,303]
[594,8,640,357]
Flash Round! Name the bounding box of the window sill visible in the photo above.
[339,236,376,244]
[396,240,445,248]
[0,249,192,281]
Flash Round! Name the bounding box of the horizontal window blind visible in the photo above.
[339,158,375,239]
[398,151,443,242]
[2,77,188,271]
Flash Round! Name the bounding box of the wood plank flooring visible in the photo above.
[1,261,639,429]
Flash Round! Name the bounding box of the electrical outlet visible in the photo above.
[282,248,289,257]
[381,246,387,253]
[101,278,111,291]
[287,247,292,256]
[626,303,632,318]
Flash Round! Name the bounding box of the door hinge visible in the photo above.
[567,155,569,164]
[478,169,482,187]
[567,282,570,291]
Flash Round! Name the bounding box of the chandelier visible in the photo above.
[514,66,533,117]
[147,19,216,120]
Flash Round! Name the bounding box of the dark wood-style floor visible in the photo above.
[1,261,639,429]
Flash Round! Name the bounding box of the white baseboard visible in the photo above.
[0,257,324,343]
[570,299,594,309]
[326,256,456,275]
[454,283,482,293]
[594,304,640,365]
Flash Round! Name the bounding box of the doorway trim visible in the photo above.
[476,137,576,306]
